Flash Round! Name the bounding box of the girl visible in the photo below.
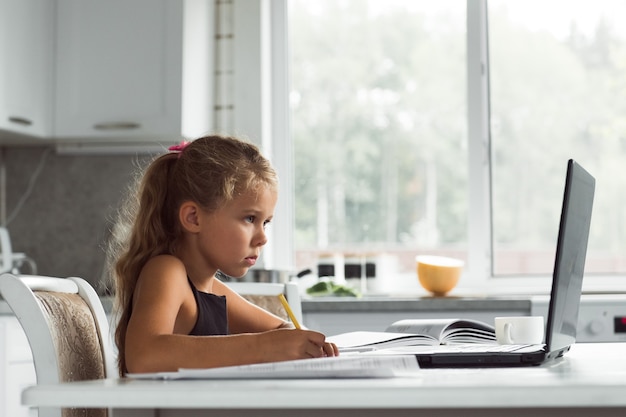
[110,135,338,376]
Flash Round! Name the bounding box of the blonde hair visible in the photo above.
[109,135,278,375]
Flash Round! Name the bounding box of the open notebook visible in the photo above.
[127,354,420,379]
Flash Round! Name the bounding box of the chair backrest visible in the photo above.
[0,273,115,417]
[225,281,304,326]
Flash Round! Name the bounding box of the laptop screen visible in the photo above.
[545,160,595,351]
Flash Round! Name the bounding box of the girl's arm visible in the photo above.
[124,256,334,374]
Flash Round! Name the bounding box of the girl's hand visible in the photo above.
[255,329,339,362]
[323,340,340,357]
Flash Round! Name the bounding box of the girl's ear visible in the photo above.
[179,201,201,233]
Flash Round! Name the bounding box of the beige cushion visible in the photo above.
[242,294,288,321]
[36,292,107,417]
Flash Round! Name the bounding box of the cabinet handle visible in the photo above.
[93,122,141,130]
[8,116,33,126]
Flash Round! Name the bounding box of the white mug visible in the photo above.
[495,316,544,345]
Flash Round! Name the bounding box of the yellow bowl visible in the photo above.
[416,255,464,296]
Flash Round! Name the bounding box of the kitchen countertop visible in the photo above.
[299,295,531,312]
[1,295,531,315]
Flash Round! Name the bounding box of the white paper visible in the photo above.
[127,354,420,380]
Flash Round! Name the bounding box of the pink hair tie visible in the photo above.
[168,141,190,157]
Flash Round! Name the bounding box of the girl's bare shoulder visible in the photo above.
[143,254,185,271]
[137,255,189,293]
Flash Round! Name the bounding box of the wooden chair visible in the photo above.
[0,273,115,417]
[225,281,304,326]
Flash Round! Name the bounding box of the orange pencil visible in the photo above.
[277,293,302,329]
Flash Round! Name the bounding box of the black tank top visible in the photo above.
[188,278,229,336]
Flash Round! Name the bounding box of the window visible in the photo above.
[289,1,467,286]
[286,0,626,290]
[489,0,626,277]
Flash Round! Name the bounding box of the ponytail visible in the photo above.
[112,153,178,376]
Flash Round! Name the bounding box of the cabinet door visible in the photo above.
[54,0,184,140]
[0,316,36,417]
[0,0,54,138]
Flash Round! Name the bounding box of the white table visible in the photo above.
[23,343,626,417]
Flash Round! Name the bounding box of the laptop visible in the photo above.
[411,159,596,367]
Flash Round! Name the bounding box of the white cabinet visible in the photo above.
[0,316,36,417]
[0,0,55,138]
[0,0,213,143]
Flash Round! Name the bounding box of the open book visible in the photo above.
[327,318,496,352]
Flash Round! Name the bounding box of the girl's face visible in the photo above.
[198,185,278,278]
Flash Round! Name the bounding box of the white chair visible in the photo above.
[225,281,304,326]
[0,273,115,417]
[0,227,37,274]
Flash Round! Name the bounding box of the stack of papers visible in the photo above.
[127,354,419,380]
